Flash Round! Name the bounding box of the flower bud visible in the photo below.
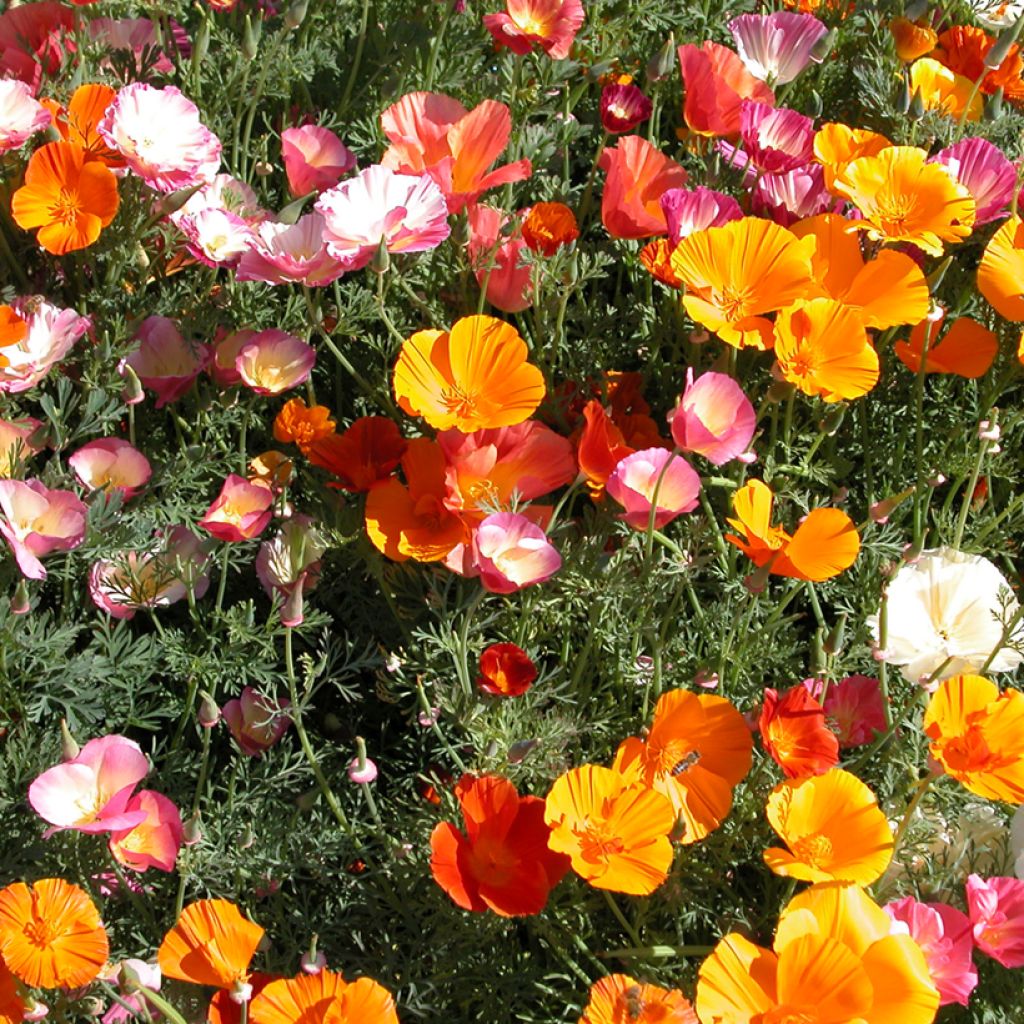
[985,16,1024,69]
[238,823,255,850]
[819,405,846,436]
[370,235,390,275]
[11,579,30,616]
[152,183,205,219]
[296,788,319,812]
[120,364,145,406]
[586,59,615,82]
[926,255,953,294]
[192,18,211,67]
[896,78,911,115]
[61,718,80,761]
[507,738,540,763]
[979,419,1001,442]
[242,14,261,61]
[284,0,309,29]
[646,33,676,83]
[197,691,221,728]
[805,88,823,118]
[810,27,836,61]
[908,86,925,119]
[985,86,1005,119]
[183,812,203,846]
[301,935,325,974]
[347,737,378,783]
[823,612,847,657]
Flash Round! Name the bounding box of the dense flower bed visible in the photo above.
[2,0,1024,1021]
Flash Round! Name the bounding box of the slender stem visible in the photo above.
[953,433,990,550]
[911,320,935,547]
[598,944,714,959]
[96,983,146,1022]
[601,890,642,948]
[454,589,486,699]
[424,0,453,89]
[340,0,372,112]
[214,546,231,613]
[170,674,200,752]
[892,774,937,854]
[137,986,191,1024]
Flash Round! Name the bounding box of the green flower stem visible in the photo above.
[416,678,467,773]
[214,546,231,614]
[891,772,938,855]
[340,0,372,113]
[953,429,992,551]
[577,130,610,227]
[598,944,714,960]
[911,320,935,547]
[376,270,407,347]
[424,0,453,90]
[601,889,642,949]
[979,603,1024,674]
[170,674,200,752]
[877,590,891,728]
[454,588,486,699]
[137,986,191,1024]
[698,489,730,571]
[97,983,148,1022]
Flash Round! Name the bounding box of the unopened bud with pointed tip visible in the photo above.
[926,255,953,294]
[986,16,1024,69]
[370,236,390,275]
[242,14,261,61]
[646,33,676,82]
[810,27,836,61]
[284,0,309,29]
[823,612,848,657]
[805,88,823,118]
[61,718,80,761]
[11,580,30,616]
[183,812,203,846]
[985,86,1005,119]
[896,78,911,115]
[120,364,145,406]
[197,691,220,728]
[908,87,925,119]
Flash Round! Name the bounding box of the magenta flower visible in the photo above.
[466,204,532,313]
[482,0,585,61]
[668,369,755,466]
[124,315,211,409]
[69,438,152,500]
[236,213,347,288]
[315,164,451,270]
[753,162,835,226]
[471,512,562,594]
[932,138,1016,227]
[0,79,50,154]
[28,735,150,835]
[0,416,44,477]
[178,207,255,268]
[98,83,221,192]
[0,479,87,580]
[660,187,743,245]
[802,674,887,748]
[108,790,184,874]
[222,687,291,756]
[236,329,315,396]
[606,448,701,530]
[599,83,653,134]
[199,475,274,543]
[255,516,327,627]
[967,874,1024,968]
[728,12,827,86]
[885,897,978,1007]
[281,124,356,197]
[0,297,90,394]
[736,101,815,173]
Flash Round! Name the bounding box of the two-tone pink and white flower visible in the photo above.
[729,11,828,85]
[668,369,755,466]
[281,124,356,197]
[606,448,701,530]
[69,438,152,500]
[236,329,315,396]
[89,17,188,77]
[0,479,87,579]
[0,416,43,477]
[471,511,562,593]
[255,515,327,627]
[0,297,90,394]
[932,137,1016,227]
[0,79,50,154]
[123,315,211,408]
[660,187,743,245]
[236,213,347,287]
[98,83,222,192]
[199,475,273,542]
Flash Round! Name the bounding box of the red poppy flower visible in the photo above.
[307,416,407,492]
[430,774,570,916]
[478,643,537,696]
[758,686,840,779]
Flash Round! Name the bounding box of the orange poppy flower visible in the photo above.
[43,83,124,169]
[0,306,28,370]
[11,141,119,255]
[639,238,683,288]
[908,58,982,121]
[522,202,579,256]
[832,146,975,256]
[250,970,398,1024]
[577,401,636,498]
[579,973,698,1024]
[393,315,545,432]
[758,686,840,779]
[764,768,894,884]
[364,438,469,562]
[158,899,264,992]
[890,17,938,62]
[272,398,336,453]
[933,25,1024,101]
[790,213,930,330]
[613,688,753,845]
[813,123,892,192]
[0,878,108,989]
[430,774,570,916]
[307,417,407,492]
[773,298,880,402]
[670,218,815,350]
[677,40,774,137]
[923,674,1024,803]
[978,214,1024,321]
[895,313,998,379]
[0,956,25,1024]
[544,765,675,895]
[725,479,860,582]
[598,135,688,240]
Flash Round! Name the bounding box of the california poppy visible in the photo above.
[579,973,698,1024]
[933,25,1024,101]
[764,768,894,884]
[670,217,815,350]
[598,135,688,239]
[158,899,264,992]
[43,83,124,168]
[813,122,892,192]
[614,689,753,844]
[639,239,683,288]
[726,479,861,582]
[307,417,407,492]
[677,40,774,137]
[908,58,982,121]
[923,674,1024,803]
[273,398,337,453]
[890,17,938,62]
[0,878,109,989]
[482,0,584,61]
[0,957,25,1023]
[208,972,278,1024]
[895,313,998,379]
[758,686,840,779]
[11,140,119,255]
[0,307,28,370]
[430,774,569,916]
[544,764,675,895]
[394,315,545,432]
[477,643,537,696]
[521,201,579,255]
[773,298,880,402]
[978,214,1024,321]
[249,970,398,1024]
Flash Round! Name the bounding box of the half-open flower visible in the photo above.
[109,790,184,874]
[668,369,755,466]
[966,874,1024,968]
[482,0,584,61]
[280,124,356,197]
[69,438,152,500]
[236,213,347,288]
[599,135,688,239]
[0,479,87,580]
[123,316,211,409]
[236,330,315,396]
[678,40,775,136]
[605,448,701,530]
[223,688,292,757]
[255,516,327,628]
[472,512,562,594]
[729,11,828,85]
[199,475,274,543]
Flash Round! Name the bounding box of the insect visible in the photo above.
[623,985,645,1020]
[669,750,700,776]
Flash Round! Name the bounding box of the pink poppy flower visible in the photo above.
[438,420,576,523]
[109,790,183,873]
[97,83,221,192]
[466,204,532,313]
[235,213,347,288]
[802,674,887,747]
[0,479,87,580]
[176,207,254,268]
[0,416,44,477]
[222,687,292,756]
[678,40,775,137]
[885,897,978,1007]
[68,438,152,500]
[931,138,1015,227]
[483,0,584,60]
[281,124,356,197]
[728,12,828,86]
[101,960,161,1024]
[0,297,90,394]
[315,164,451,270]
[199,475,273,543]
[599,135,688,239]
[210,328,257,387]
[967,874,1024,968]
[255,515,327,627]
[236,329,315,396]
[729,101,816,174]
[0,2,75,93]
[0,79,50,153]
[123,315,211,408]
[88,17,189,77]
[380,92,531,213]
[660,186,743,245]
[170,173,266,226]
[668,369,755,466]
[753,163,835,226]
[471,512,562,594]
[605,448,701,530]
[28,735,150,835]
[599,83,652,134]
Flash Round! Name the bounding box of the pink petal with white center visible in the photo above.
[729,11,828,85]
[932,138,1015,227]
[0,79,50,153]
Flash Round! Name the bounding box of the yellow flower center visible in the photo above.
[791,832,833,867]
[763,1008,818,1024]
[715,286,754,322]
[575,821,625,863]
[441,385,479,420]
[50,187,82,226]
[873,191,916,234]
